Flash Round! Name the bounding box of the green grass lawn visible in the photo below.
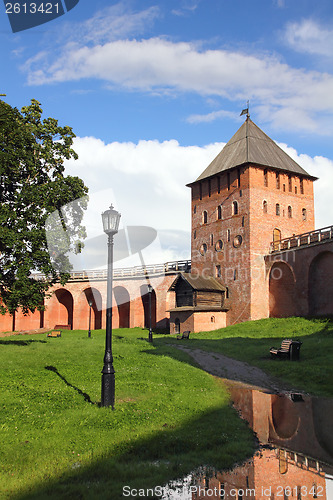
[162,316,333,397]
[0,328,254,500]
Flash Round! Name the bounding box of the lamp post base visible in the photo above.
[101,373,115,408]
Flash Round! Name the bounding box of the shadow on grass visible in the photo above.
[0,339,47,346]
[12,400,255,500]
[45,366,97,405]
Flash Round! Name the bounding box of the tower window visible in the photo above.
[295,186,297,194]
[232,200,239,215]
[234,269,237,280]
[194,230,196,239]
[215,265,221,278]
[193,205,196,214]
[276,172,280,189]
[264,169,268,187]
[302,208,307,220]
[288,205,292,218]
[263,200,268,214]
[199,183,202,200]
[289,175,292,192]
[276,203,280,216]
[210,234,214,245]
[283,184,286,192]
[227,229,231,242]
[300,178,304,194]
[217,205,222,220]
[202,211,208,224]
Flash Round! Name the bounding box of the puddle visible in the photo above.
[162,387,333,499]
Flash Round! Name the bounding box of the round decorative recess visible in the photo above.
[200,243,207,255]
[233,235,243,248]
[215,239,224,252]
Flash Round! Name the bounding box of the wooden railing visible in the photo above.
[269,225,333,253]
[32,259,191,282]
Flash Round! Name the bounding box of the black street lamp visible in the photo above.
[101,204,121,408]
[88,300,92,338]
[147,283,153,343]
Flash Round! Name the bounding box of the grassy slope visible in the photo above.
[162,317,333,397]
[0,329,254,500]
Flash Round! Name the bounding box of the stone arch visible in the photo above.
[269,261,297,318]
[54,289,74,329]
[271,395,300,440]
[84,287,103,330]
[312,398,333,457]
[114,286,130,328]
[308,251,333,316]
[140,285,156,329]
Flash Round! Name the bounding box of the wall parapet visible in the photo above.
[31,259,192,282]
[269,225,333,254]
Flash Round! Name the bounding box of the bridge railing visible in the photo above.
[269,225,333,253]
[32,259,191,282]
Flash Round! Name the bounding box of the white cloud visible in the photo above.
[187,109,238,124]
[284,19,333,57]
[65,135,223,227]
[172,0,201,16]
[63,137,224,268]
[23,35,333,134]
[56,3,160,46]
[278,143,333,229]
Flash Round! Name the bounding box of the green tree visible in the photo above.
[0,99,88,315]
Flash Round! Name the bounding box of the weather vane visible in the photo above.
[240,100,250,118]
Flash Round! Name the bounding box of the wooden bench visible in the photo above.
[270,339,302,360]
[47,330,62,338]
[177,331,190,340]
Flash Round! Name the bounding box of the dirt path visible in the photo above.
[0,328,49,338]
[176,346,296,393]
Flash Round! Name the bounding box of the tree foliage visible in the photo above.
[0,99,88,315]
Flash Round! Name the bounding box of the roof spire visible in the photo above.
[240,100,250,119]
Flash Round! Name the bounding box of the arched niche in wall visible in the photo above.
[308,251,333,316]
[269,261,297,318]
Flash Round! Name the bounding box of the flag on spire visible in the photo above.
[240,101,250,117]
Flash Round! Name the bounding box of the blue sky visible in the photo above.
[2,0,333,269]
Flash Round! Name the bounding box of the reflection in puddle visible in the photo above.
[164,387,333,499]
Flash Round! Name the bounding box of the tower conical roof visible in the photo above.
[191,118,316,183]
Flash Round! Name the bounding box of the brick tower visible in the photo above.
[186,116,316,326]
